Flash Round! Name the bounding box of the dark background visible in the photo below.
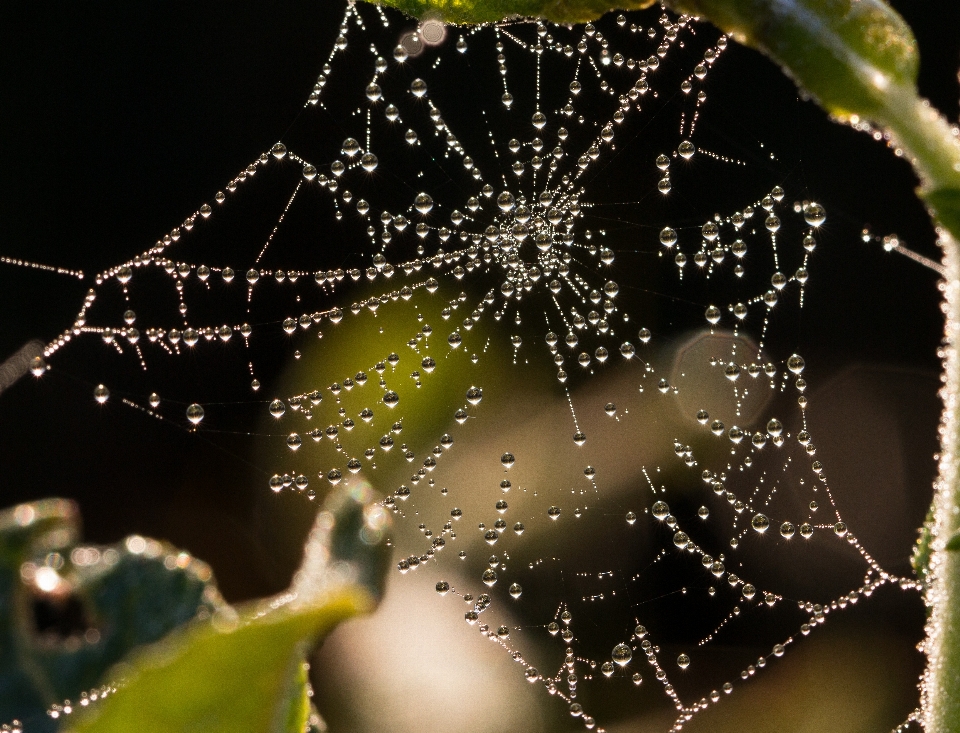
[0,1,958,729]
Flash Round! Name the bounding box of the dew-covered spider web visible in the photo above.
[5,1,933,731]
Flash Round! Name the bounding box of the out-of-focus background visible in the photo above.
[0,1,958,730]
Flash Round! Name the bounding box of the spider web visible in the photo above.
[4,1,930,731]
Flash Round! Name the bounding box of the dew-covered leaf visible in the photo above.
[0,500,221,730]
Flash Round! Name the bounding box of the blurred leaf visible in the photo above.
[63,591,369,733]
[65,485,389,733]
[0,500,220,730]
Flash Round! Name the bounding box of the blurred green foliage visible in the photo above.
[0,499,220,731]
[63,591,369,733]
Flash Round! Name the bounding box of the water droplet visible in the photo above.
[436,581,450,595]
[677,653,691,669]
[612,643,632,665]
[410,78,428,97]
[29,356,46,377]
[652,501,670,520]
[803,202,826,226]
[751,514,769,533]
[186,403,204,424]
[93,384,110,404]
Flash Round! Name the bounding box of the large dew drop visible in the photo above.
[186,403,204,425]
[612,643,632,665]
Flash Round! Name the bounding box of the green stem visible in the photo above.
[928,228,960,732]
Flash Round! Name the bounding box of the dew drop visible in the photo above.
[186,403,204,425]
[803,202,826,227]
[612,643,632,665]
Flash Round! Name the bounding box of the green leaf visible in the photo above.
[946,532,960,553]
[62,591,370,733]
[0,500,221,730]
[64,486,390,733]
